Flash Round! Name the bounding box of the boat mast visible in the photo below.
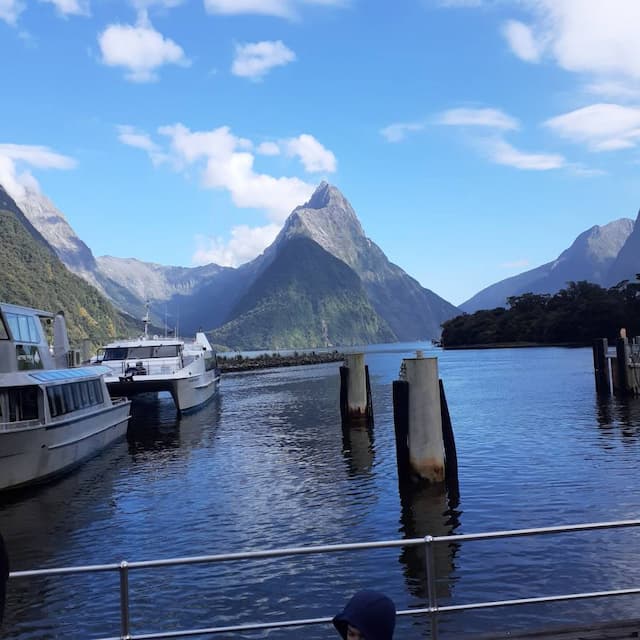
[143,301,150,340]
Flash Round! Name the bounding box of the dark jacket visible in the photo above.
[333,590,396,640]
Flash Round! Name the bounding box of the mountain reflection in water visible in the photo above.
[2,346,640,638]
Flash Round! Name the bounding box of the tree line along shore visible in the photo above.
[441,280,640,349]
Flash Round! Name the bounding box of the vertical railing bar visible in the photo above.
[119,561,131,640]
[424,535,438,640]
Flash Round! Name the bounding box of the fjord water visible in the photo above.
[3,344,640,639]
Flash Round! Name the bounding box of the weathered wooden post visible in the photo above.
[615,334,631,396]
[393,353,445,484]
[339,353,373,425]
[592,338,610,395]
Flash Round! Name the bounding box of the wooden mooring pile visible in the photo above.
[593,331,640,396]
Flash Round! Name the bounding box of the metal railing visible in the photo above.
[9,518,640,640]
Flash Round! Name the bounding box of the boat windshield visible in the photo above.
[103,345,180,360]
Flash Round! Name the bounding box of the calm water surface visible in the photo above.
[3,344,640,639]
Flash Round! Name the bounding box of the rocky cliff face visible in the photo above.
[461,218,635,312]
[606,210,640,286]
[16,186,99,284]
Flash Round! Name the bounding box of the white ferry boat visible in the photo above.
[99,312,220,413]
[0,302,131,491]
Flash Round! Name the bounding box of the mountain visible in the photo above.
[0,185,139,344]
[14,180,459,347]
[210,236,395,349]
[461,218,634,313]
[272,182,459,340]
[606,209,640,286]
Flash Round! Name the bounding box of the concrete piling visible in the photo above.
[393,354,448,485]
[339,353,373,425]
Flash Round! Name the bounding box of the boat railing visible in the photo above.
[0,417,41,431]
[8,518,640,640]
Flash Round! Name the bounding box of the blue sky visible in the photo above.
[1,0,640,305]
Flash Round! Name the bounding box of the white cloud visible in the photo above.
[503,1,640,81]
[0,144,76,201]
[0,0,24,25]
[257,141,281,156]
[284,134,336,172]
[204,0,347,18]
[232,40,296,80]
[544,103,640,152]
[117,125,167,165]
[98,17,189,82]
[501,20,541,62]
[436,107,519,130]
[193,223,281,266]
[0,143,77,169]
[40,0,89,16]
[586,81,640,101]
[482,138,565,170]
[380,121,425,143]
[154,123,317,221]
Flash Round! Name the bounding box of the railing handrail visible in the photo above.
[9,518,640,640]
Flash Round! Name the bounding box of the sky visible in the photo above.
[1,0,640,306]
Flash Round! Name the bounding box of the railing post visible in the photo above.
[424,535,439,640]
[119,560,131,639]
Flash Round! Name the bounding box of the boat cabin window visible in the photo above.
[47,380,104,418]
[0,315,8,340]
[16,344,44,370]
[103,347,128,361]
[127,346,153,359]
[1,386,40,422]
[4,312,40,343]
[152,345,179,358]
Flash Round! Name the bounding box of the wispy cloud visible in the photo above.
[544,103,640,152]
[256,141,281,156]
[204,0,348,19]
[0,143,76,201]
[98,14,189,82]
[435,107,519,130]
[231,40,296,80]
[40,0,90,16]
[380,121,425,143]
[0,0,24,25]
[481,138,565,170]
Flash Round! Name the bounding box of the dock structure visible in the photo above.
[592,332,640,396]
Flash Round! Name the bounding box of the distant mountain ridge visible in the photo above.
[606,209,640,287]
[461,218,635,313]
[0,185,139,343]
[11,180,459,348]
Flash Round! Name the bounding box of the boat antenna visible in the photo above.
[164,305,168,339]
[143,300,150,339]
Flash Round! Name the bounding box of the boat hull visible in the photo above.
[0,401,131,491]
[106,369,220,413]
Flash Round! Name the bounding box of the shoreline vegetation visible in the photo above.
[441,280,640,349]
[217,350,344,373]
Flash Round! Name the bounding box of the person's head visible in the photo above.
[333,590,396,640]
